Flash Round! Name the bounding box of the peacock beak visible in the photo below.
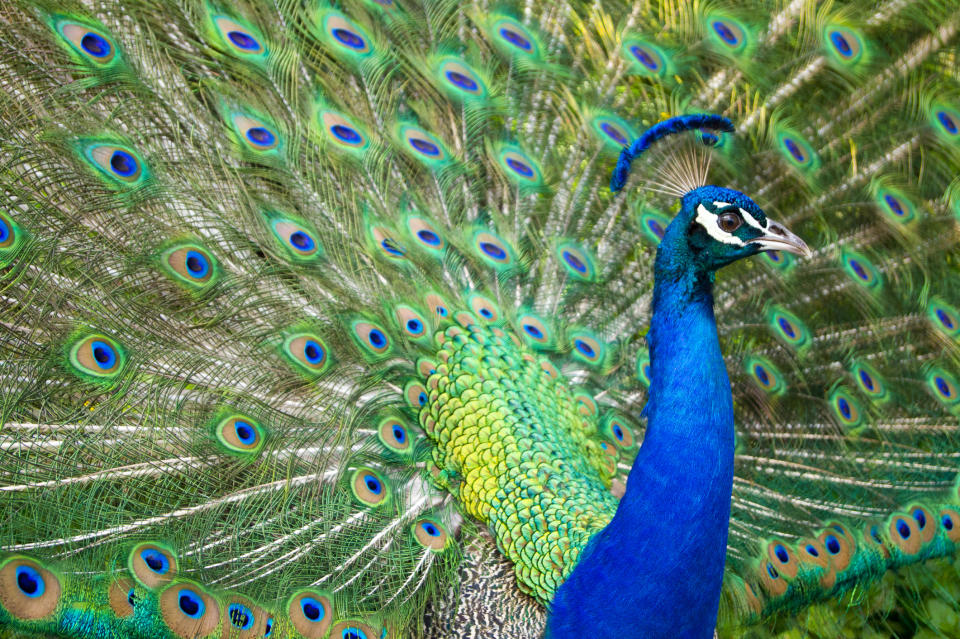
[746,221,813,258]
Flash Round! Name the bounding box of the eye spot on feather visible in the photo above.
[413,518,449,551]
[405,217,445,253]
[378,417,411,453]
[496,146,541,185]
[556,243,596,281]
[84,143,145,185]
[332,621,380,639]
[129,543,178,589]
[57,21,116,63]
[0,211,20,254]
[405,381,429,408]
[625,41,666,75]
[233,115,280,152]
[395,306,428,339]
[318,11,373,59]
[351,468,390,506]
[162,244,218,288]
[765,540,798,579]
[227,602,255,631]
[517,314,552,348]
[940,509,960,542]
[499,27,531,51]
[351,321,392,357]
[159,582,219,638]
[473,231,515,269]
[68,334,125,380]
[602,414,636,450]
[215,414,265,455]
[888,514,923,555]
[931,105,960,139]
[829,388,861,428]
[108,577,137,617]
[570,333,603,365]
[288,591,332,638]
[270,219,321,260]
[213,17,266,56]
[706,15,748,53]
[283,333,330,374]
[437,59,486,98]
[0,557,60,620]
[468,294,500,322]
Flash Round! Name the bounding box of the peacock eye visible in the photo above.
[717,211,742,233]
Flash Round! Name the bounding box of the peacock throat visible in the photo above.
[419,315,620,601]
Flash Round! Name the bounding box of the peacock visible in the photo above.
[0,0,959,637]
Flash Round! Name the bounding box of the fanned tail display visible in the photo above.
[0,0,959,637]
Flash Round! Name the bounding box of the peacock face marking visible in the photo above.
[682,186,810,270]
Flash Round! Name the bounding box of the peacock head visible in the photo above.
[673,185,811,272]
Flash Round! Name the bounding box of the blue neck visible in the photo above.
[548,234,735,638]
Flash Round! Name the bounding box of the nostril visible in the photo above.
[768,223,786,237]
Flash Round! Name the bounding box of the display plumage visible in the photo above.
[0,1,958,638]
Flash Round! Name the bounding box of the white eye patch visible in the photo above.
[711,200,767,230]
[696,203,745,245]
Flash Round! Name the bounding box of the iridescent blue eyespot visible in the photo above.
[563,251,587,273]
[141,549,170,574]
[805,544,819,557]
[600,123,628,145]
[766,563,778,579]
[755,365,769,385]
[896,518,911,539]
[937,309,955,329]
[506,158,533,177]
[418,392,427,406]
[524,324,543,339]
[381,239,404,256]
[837,397,851,419]
[368,329,386,348]
[912,508,927,529]
[938,111,958,135]
[418,230,441,246]
[830,31,851,55]
[81,32,111,57]
[885,195,903,215]
[784,138,805,163]
[110,150,138,177]
[331,125,362,143]
[0,218,8,243]
[422,522,440,536]
[234,420,256,445]
[301,597,325,621]
[333,28,365,49]
[265,617,274,637]
[499,28,532,51]
[365,475,382,494]
[631,45,658,71]
[574,339,595,358]
[228,31,259,50]
[824,535,841,554]
[90,340,117,370]
[446,71,478,91]
[185,251,210,278]
[410,138,439,155]
[342,628,369,639]
[128,588,137,607]
[303,340,324,364]
[774,544,789,563]
[289,231,315,251]
[246,127,276,147]
[778,317,796,338]
[481,242,506,259]
[943,515,955,531]
[406,319,422,333]
[15,565,44,597]
[229,603,255,630]
[713,21,738,45]
[392,425,406,443]
[178,589,206,618]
